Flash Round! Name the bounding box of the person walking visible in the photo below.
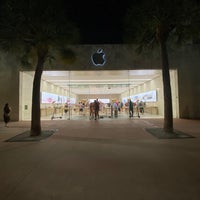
[3,103,11,127]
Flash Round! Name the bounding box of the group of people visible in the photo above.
[128,99,145,118]
[1,100,144,126]
[88,98,144,120]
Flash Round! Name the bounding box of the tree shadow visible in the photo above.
[5,130,55,142]
[146,128,195,139]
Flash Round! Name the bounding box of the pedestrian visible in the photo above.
[64,103,68,113]
[128,99,133,118]
[139,101,144,114]
[113,101,118,117]
[94,99,100,120]
[3,103,11,127]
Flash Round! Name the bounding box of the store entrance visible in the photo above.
[19,70,179,121]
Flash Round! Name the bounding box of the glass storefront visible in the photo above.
[19,70,179,120]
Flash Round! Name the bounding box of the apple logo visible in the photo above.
[91,48,106,66]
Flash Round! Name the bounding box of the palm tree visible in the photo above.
[0,0,79,136]
[124,0,200,133]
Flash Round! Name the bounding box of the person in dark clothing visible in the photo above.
[3,103,11,127]
[94,99,100,120]
[128,99,134,118]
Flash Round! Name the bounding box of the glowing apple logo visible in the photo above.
[91,48,106,66]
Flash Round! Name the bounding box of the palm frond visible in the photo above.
[123,0,200,52]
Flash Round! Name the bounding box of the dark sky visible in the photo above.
[65,0,133,44]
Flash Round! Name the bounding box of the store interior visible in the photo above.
[19,70,179,120]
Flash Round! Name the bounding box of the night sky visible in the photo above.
[0,0,133,44]
[65,0,133,44]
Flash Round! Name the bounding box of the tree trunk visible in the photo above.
[160,40,174,132]
[30,46,48,136]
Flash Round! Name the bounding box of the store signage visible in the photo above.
[91,48,106,66]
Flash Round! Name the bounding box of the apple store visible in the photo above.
[19,69,179,121]
[0,44,199,121]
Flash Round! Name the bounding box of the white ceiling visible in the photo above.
[38,70,161,95]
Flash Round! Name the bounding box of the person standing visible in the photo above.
[139,101,144,114]
[94,99,100,120]
[64,103,68,113]
[113,101,118,117]
[3,103,11,127]
[128,99,134,118]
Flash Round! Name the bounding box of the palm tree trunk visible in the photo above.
[30,46,48,136]
[160,40,173,132]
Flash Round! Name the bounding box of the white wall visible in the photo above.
[170,70,179,118]
[19,72,33,120]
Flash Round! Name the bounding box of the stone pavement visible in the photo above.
[0,118,200,200]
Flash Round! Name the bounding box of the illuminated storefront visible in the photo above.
[19,69,179,120]
[0,44,199,121]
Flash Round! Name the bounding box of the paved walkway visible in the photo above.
[0,118,200,200]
